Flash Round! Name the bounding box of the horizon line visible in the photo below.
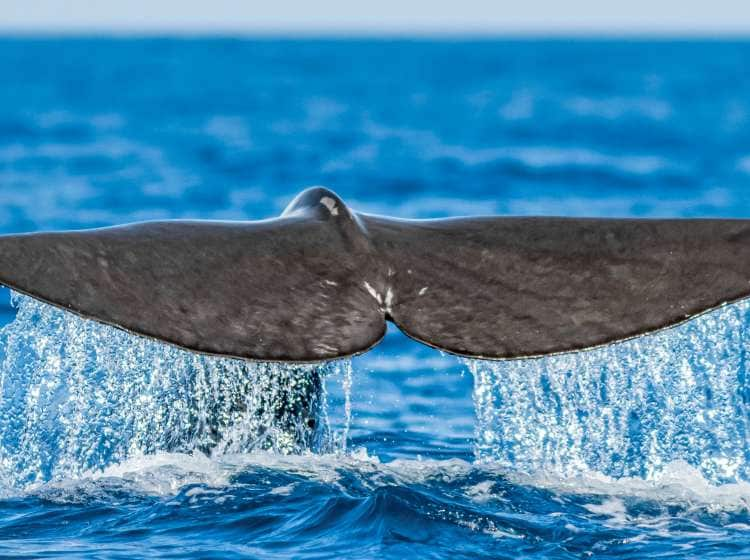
[1,26,750,40]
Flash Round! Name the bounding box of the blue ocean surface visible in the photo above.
[1,38,750,558]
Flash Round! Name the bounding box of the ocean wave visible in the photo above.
[360,121,676,176]
[504,187,733,218]
[564,96,672,122]
[1,450,744,558]
[203,116,253,150]
[18,450,750,520]
[499,89,535,121]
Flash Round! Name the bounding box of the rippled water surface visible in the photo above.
[1,38,750,558]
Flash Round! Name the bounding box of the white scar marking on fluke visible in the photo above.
[363,281,382,304]
[324,280,338,286]
[319,196,339,216]
[316,342,337,353]
[419,286,428,296]
[384,288,394,312]
[364,282,395,313]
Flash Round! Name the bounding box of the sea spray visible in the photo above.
[0,293,353,488]
[468,299,750,484]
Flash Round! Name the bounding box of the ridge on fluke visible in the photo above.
[2,186,750,362]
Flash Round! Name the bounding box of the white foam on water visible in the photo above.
[22,450,750,516]
[511,460,750,514]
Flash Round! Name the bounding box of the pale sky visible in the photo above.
[2,0,750,35]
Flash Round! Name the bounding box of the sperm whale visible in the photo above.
[2,186,750,363]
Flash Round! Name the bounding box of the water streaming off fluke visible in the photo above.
[4,288,750,492]
[468,300,750,484]
[0,293,353,488]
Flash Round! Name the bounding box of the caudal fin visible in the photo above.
[2,187,750,362]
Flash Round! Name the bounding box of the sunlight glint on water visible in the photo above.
[0,293,353,488]
[468,300,750,484]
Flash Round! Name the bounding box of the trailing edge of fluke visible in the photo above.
[1,186,750,363]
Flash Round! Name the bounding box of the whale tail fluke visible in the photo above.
[364,214,750,359]
[0,189,384,362]
[2,187,750,362]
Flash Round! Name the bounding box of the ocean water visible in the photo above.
[1,38,750,558]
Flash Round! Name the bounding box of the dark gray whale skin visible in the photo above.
[2,186,750,362]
